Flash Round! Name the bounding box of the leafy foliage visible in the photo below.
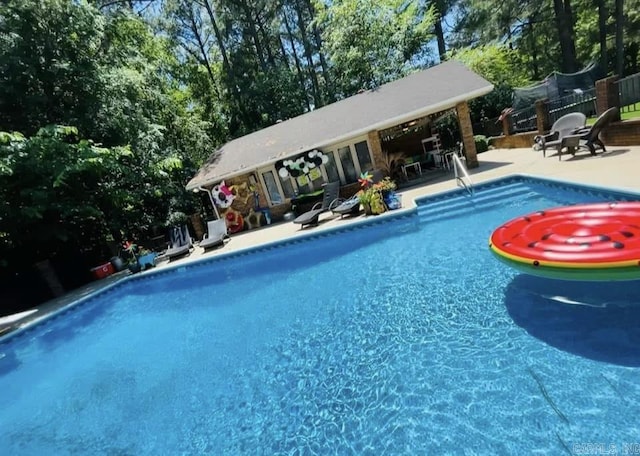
[0,127,124,263]
[315,0,436,94]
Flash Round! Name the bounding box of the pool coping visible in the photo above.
[2,172,640,345]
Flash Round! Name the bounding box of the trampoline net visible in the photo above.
[513,62,603,109]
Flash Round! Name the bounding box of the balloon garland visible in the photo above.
[275,149,329,179]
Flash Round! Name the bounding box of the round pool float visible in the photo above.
[489,202,640,281]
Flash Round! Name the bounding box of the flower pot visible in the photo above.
[383,190,402,210]
[110,256,125,272]
[138,253,157,269]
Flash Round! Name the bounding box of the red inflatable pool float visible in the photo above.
[489,202,640,281]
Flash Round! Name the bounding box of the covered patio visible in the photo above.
[186,61,493,233]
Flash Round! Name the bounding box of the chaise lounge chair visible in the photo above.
[534,112,586,158]
[165,224,193,260]
[293,181,341,228]
[331,169,385,218]
[332,194,362,218]
[199,219,229,251]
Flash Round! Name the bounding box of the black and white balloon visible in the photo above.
[276,150,328,178]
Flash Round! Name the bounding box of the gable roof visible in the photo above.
[186,60,493,190]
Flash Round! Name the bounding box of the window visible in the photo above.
[279,172,295,198]
[354,141,373,173]
[324,151,341,183]
[261,170,283,205]
[338,146,358,183]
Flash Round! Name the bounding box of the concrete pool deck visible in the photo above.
[165,144,640,265]
[2,145,639,336]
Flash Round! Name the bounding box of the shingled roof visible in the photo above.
[186,60,493,190]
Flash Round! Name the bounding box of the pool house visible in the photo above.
[186,61,493,228]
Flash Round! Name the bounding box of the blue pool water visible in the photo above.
[2,175,640,454]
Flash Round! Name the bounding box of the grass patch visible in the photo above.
[586,103,640,125]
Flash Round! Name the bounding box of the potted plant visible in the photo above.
[356,174,397,215]
[122,240,141,273]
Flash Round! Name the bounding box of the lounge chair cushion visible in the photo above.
[293,181,341,228]
[293,209,323,227]
[332,196,361,217]
[165,244,191,258]
[200,219,228,250]
[166,225,193,259]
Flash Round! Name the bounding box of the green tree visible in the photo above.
[0,127,130,267]
[0,0,104,135]
[314,0,436,95]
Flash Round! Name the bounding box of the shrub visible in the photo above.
[474,135,489,153]
[166,211,188,227]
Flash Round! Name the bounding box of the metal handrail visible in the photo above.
[451,151,473,195]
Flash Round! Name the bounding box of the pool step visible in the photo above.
[417,184,539,222]
[417,182,527,213]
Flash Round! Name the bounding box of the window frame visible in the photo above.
[256,135,374,206]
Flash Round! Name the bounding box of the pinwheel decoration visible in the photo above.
[358,171,373,188]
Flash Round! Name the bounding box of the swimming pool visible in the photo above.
[2,175,640,454]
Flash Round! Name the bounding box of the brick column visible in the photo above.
[595,75,621,118]
[367,130,385,171]
[456,101,478,168]
[501,108,515,136]
[535,99,550,133]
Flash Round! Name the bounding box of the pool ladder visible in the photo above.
[450,150,474,195]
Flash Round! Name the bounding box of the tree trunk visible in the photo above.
[615,0,624,76]
[293,0,322,107]
[201,0,249,132]
[528,19,540,80]
[282,7,311,111]
[434,15,446,61]
[185,4,219,97]
[255,10,277,68]
[553,0,578,73]
[277,34,290,67]
[304,0,334,102]
[595,0,608,73]
[201,0,232,73]
[434,20,446,61]
[239,0,268,71]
